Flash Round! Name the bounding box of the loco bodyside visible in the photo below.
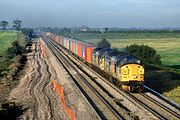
[93,48,115,70]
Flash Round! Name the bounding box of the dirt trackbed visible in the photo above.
[9,38,98,120]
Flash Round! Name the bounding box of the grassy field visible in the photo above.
[0,31,17,55]
[164,86,180,103]
[110,38,180,69]
[74,34,180,71]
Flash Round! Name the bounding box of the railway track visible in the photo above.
[44,37,127,120]
[144,85,180,110]
[43,35,180,120]
[125,92,180,120]
[140,92,180,119]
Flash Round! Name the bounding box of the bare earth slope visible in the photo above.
[9,38,98,120]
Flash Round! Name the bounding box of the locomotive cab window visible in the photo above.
[126,56,141,64]
[119,55,142,66]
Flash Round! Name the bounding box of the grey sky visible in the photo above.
[0,0,180,28]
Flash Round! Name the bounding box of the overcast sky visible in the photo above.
[0,0,180,28]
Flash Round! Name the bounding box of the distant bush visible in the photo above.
[5,41,24,59]
[126,44,161,65]
[97,38,111,48]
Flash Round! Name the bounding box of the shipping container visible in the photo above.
[63,38,66,48]
[56,35,60,45]
[82,45,85,59]
[51,34,54,41]
[77,42,84,58]
[50,34,52,41]
[74,40,78,55]
[67,39,70,50]
[63,37,67,48]
[69,39,74,52]
[69,39,71,51]
[82,44,95,63]
[78,42,95,63]
[64,38,70,50]
[60,36,64,46]
[72,40,75,53]
[59,36,62,45]
[63,37,65,47]
[86,45,95,63]
[53,34,56,41]
[51,34,55,41]
[63,37,66,48]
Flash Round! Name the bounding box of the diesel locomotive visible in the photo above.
[92,47,144,92]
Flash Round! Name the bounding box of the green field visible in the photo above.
[73,33,180,71]
[0,31,18,74]
[111,38,180,68]
[0,31,17,55]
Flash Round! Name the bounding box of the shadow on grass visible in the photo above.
[167,65,180,70]
[0,102,26,120]
[144,64,180,94]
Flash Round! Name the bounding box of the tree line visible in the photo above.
[0,19,22,31]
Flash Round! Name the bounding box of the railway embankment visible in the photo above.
[6,38,99,120]
[0,32,28,119]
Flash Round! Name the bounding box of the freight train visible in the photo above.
[45,32,145,92]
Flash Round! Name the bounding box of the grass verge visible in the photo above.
[0,31,29,119]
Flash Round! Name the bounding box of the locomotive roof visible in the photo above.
[116,54,142,66]
[98,48,116,58]
[111,52,129,61]
[105,51,122,60]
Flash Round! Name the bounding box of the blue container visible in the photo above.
[82,46,85,59]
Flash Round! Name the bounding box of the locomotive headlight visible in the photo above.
[133,75,137,79]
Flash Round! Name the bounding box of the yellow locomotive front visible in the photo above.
[120,64,144,91]
[105,52,144,92]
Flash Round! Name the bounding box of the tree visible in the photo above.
[13,19,22,31]
[0,21,8,31]
[6,41,24,59]
[59,27,71,37]
[126,44,161,65]
[105,27,108,32]
[97,38,111,48]
[21,28,33,38]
